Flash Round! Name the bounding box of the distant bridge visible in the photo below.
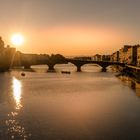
[12,53,125,72]
[67,59,125,72]
[0,50,126,72]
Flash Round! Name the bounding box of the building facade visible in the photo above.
[110,51,119,62]
[91,54,102,61]
[137,46,140,66]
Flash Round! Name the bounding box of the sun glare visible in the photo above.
[11,34,24,46]
[12,77,22,110]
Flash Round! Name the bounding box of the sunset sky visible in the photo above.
[0,0,140,56]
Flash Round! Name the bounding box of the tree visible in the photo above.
[0,36,5,50]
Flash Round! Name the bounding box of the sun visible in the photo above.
[11,34,24,46]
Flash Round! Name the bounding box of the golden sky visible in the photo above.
[1,0,140,56]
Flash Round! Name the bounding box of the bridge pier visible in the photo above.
[47,64,55,72]
[101,66,107,72]
[24,65,31,69]
[77,65,82,72]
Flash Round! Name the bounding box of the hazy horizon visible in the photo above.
[1,0,140,55]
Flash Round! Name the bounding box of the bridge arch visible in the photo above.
[31,65,48,72]
[47,63,56,72]
[81,64,102,72]
[105,64,125,72]
[55,63,76,72]
[70,61,109,72]
[23,63,57,72]
[70,63,85,72]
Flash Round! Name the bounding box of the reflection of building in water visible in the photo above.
[131,81,136,89]
[118,76,131,85]
[118,75,140,97]
[129,80,140,97]
[12,77,22,110]
[134,82,140,97]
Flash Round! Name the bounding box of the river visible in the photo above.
[0,64,140,140]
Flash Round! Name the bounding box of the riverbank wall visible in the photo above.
[121,65,140,82]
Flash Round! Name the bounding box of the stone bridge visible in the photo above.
[13,53,68,72]
[12,52,125,72]
[67,59,125,72]
[0,50,126,72]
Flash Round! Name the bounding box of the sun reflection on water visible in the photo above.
[5,77,31,139]
[12,77,22,110]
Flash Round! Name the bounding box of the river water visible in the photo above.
[0,64,140,140]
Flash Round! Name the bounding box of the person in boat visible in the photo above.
[21,72,26,76]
